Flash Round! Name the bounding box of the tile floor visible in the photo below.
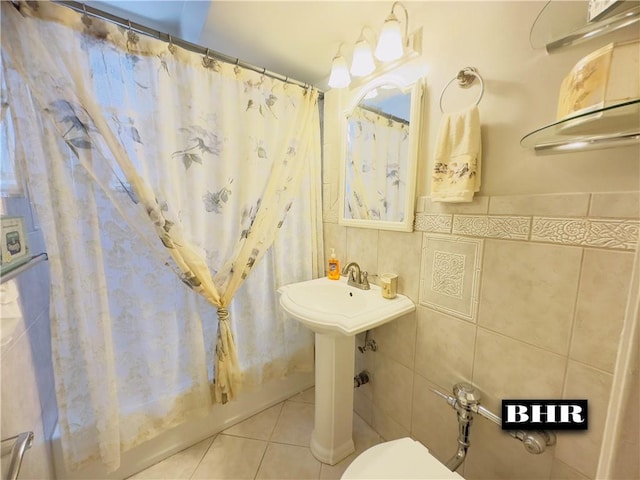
[127,388,383,480]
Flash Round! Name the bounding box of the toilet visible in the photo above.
[341,437,464,479]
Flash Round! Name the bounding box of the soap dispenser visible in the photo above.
[328,248,340,280]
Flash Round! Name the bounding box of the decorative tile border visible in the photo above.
[532,217,639,251]
[452,215,530,240]
[414,213,452,233]
[414,212,639,251]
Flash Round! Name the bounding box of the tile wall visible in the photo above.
[322,191,639,480]
[1,197,57,479]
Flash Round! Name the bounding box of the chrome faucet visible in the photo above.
[341,262,370,290]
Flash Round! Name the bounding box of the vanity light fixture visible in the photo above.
[375,1,409,62]
[376,2,409,62]
[328,1,418,89]
[328,44,351,88]
[350,28,377,77]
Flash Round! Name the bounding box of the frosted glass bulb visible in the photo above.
[375,14,404,62]
[350,39,375,77]
[328,55,351,88]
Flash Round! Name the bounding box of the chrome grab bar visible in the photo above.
[1,432,34,480]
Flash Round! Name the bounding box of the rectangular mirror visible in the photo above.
[338,76,424,232]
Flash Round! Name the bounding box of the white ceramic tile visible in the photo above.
[222,403,283,441]
[550,459,590,479]
[128,437,214,479]
[346,228,379,276]
[453,215,530,240]
[472,329,566,414]
[532,217,639,250]
[414,306,476,391]
[377,230,423,302]
[191,434,267,480]
[371,405,410,442]
[423,196,489,214]
[255,443,321,480]
[590,191,640,219]
[420,234,483,322]
[372,355,413,430]
[478,240,581,355]
[488,193,590,217]
[353,389,373,425]
[556,361,613,478]
[411,374,460,463]
[270,400,315,447]
[323,223,347,274]
[372,310,417,369]
[554,361,614,479]
[571,249,634,372]
[463,413,554,480]
[610,351,639,480]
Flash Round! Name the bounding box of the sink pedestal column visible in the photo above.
[310,333,356,465]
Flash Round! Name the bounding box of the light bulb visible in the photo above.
[375,13,404,62]
[350,38,376,77]
[328,54,351,88]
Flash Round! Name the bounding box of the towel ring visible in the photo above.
[439,67,484,113]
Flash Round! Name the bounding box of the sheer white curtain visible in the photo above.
[345,106,409,221]
[2,1,321,471]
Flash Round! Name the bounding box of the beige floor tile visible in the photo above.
[288,386,316,404]
[127,437,214,479]
[223,402,283,441]
[270,400,315,446]
[191,434,267,480]
[255,443,321,480]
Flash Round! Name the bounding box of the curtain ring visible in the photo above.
[167,34,176,54]
[81,3,92,27]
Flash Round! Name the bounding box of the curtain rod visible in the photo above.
[54,1,323,95]
[357,104,409,125]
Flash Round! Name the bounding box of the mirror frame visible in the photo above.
[338,74,425,232]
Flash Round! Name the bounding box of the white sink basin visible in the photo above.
[278,277,415,336]
[278,276,415,465]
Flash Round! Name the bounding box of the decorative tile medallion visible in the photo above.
[432,251,465,299]
[420,234,483,322]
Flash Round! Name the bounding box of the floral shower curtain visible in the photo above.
[1,1,321,471]
[345,106,409,221]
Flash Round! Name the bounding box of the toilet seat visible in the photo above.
[341,437,464,479]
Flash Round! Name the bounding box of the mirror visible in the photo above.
[339,77,424,232]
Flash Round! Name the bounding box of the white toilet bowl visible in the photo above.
[341,437,464,479]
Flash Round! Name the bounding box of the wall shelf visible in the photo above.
[520,99,640,154]
[530,1,640,52]
[0,253,48,284]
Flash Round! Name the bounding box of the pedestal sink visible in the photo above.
[278,277,415,465]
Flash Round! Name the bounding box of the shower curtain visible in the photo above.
[345,106,409,221]
[1,1,322,471]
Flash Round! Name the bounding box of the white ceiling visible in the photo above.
[90,1,406,90]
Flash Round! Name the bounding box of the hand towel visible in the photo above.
[431,105,481,203]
